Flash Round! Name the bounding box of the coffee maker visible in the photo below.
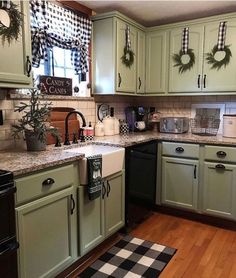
[125,106,150,132]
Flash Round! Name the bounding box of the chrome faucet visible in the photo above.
[64,110,87,145]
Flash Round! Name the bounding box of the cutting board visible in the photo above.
[47,108,80,145]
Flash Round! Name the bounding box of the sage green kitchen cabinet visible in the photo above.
[78,186,104,256]
[169,18,236,93]
[161,157,199,211]
[169,25,204,93]
[105,171,125,237]
[92,12,145,95]
[145,30,168,94]
[0,0,32,88]
[16,187,77,278]
[116,19,137,93]
[79,171,125,256]
[203,19,236,92]
[136,30,146,94]
[203,162,236,219]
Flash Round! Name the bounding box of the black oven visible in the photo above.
[0,170,19,278]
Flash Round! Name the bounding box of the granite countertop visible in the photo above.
[1,131,236,177]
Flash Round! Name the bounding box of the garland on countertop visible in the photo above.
[173,48,195,73]
[0,0,23,44]
[121,25,135,68]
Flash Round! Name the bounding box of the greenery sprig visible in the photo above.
[121,46,135,68]
[0,1,23,45]
[172,48,195,74]
[205,44,232,70]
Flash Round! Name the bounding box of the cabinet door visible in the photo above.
[136,30,145,94]
[169,25,204,92]
[16,188,76,278]
[203,20,236,92]
[0,0,32,87]
[162,157,198,211]
[78,186,104,256]
[116,19,137,93]
[203,162,236,219]
[146,30,168,94]
[105,171,125,237]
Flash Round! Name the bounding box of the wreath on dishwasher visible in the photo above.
[0,0,23,44]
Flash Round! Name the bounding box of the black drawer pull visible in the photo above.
[175,147,184,153]
[26,55,32,77]
[197,74,200,88]
[102,181,106,199]
[215,164,225,170]
[216,151,227,158]
[42,178,55,186]
[70,195,75,215]
[107,180,111,197]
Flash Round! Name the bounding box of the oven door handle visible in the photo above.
[0,241,19,256]
[0,185,16,198]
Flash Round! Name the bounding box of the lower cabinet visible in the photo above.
[16,187,77,278]
[78,171,125,256]
[203,162,236,219]
[161,157,199,211]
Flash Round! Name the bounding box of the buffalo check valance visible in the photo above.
[30,0,92,75]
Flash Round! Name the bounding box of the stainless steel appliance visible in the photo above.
[160,117,189,133]
[0,170,19,278]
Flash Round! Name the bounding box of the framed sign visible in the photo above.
[39,75,73,96]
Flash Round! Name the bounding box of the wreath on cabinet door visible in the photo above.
[205,22,232,71]
[205,45,232,71]
[0,0,23,45]
[172,48,195,74]
[121,25,135,68]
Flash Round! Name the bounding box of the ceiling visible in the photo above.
[79,1,236,27]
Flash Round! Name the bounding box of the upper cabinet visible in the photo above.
[92,12,145,95]
[145,30,168,94]
[169,18,236,93]
[0,0,33,88]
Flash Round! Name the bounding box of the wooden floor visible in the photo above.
[68,212,236,278]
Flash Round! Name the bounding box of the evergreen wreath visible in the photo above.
[0,1,23,45]
[206,44,232,70]
[172,48,195,74]
[121,46,135,68]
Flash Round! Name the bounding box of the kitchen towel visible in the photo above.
[87,154,102,200]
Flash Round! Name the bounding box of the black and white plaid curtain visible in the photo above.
[182,27,189,54]
[217,21,227,50]
[30,0,92,75]
[0,0,11,9]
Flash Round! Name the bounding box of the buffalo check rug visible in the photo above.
[78,235,177,278]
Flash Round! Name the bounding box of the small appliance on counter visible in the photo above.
[223,114,236,138]
[125,106,151,132]
[160,117,189,134]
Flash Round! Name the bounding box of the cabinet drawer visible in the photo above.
[15,164,74,205]
[204,145,236,163]
[162,142,199,158]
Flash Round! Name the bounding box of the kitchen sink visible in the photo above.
[64,144,125,185]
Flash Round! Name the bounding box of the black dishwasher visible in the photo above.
[125,141,157,228]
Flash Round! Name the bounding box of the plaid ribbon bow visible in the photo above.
[217,21,227,50]
[0,0,11,9]
[126,25,131,50]
[182,27,189,54]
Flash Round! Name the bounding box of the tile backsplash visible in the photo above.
[1,91,236,150]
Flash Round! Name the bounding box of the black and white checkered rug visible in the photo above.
[78,235,177,278]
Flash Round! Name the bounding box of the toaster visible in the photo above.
[160,117,189,133]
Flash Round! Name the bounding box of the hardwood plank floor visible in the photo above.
[66,212,236,278]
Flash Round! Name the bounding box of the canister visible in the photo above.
[223,114,236,138]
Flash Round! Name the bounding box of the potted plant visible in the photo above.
[12,88,60,151]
